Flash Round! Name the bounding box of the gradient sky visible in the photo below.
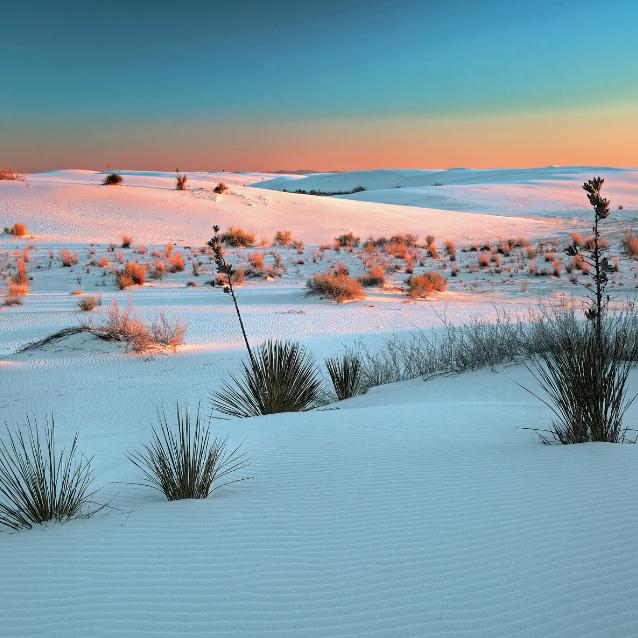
[2,0,637,172]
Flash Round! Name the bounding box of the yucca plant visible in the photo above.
[0,417,96,530]
[526,320,635,443]
[326,353,365,401]
[526,178,636,443]
[212,340,322,417]
[129,404,249,500]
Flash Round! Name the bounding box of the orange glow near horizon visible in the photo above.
[5,103,638,173]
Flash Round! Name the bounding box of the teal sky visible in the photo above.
[2,0,638,171]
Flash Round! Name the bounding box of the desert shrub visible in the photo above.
[335,232,360,248]
[0,167,24,181]
[306,272,365,303]
[360,263,385,287]
[12,258,29,291]
[273,229,293,246]
[220,226,255,247]
[2,282,24,306]
[103,172,122,186]
[622,231,638,258]
[168,252,185,272]
[149,312,187,350]
[9,223,28,237]
[115,262,145,288]
[101,301,151,351]
[150,259,167,280]
[213,182,228,194]
[77,295,102,312]
[325,353,366,401]
[212,340,322,417]
[121,234,133,248]
[129,404,249,501]
[0,417,96,530]
[59,249,74,267]
[406,272,448,298]
[247,252,264,270]
[216,267,245,287]
[176,171,188,190]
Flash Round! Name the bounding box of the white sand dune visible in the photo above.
[2,167,638,636]
[2,367,638,637]
[0,169,565,246]
[254,166,638,219]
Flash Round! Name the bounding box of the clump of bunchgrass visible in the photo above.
[0,417,96,530]
[129,404,249,501]
[306,271,365,303]
[212,339,322,417]
[103,172,123,186]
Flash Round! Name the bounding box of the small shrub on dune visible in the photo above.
[216,267,245,288]
[326,353,366,401]
[129,404,249,501]
[168,252,185,273]
[0,417,96,530]
[0,167,24,181]
[77,295,102,312]
[8,223,28,237]
[306,271,365,303]
[150,259,167,280]
[335,232,360,248]
[3,282,25,306]
[273,229,293,246]
[121,234,133,249]
[220,226,255,247]
[247,252,264,270]
[406,272,448,299]
[360,263,385,287]
[176,170,188,191]
[149,312,187,351]
[212,340,322,417]
[59,249,74,267]
[12,258,29,292]
[102,301,151,351]
[622,231,638,258]
[115,261,145,288]
[213,182,229,194]
[102,172,123,186]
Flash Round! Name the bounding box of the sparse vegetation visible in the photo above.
[102,172,123,186]
[220,226,255,247]
[0,417,96,530]
[325,353,366,401]
[129,404,249,501]
[213,182,229,194]
[0,167,24,181]
[212,339,323,417]
[176,170,188,190]
[406,272,448,298]
[306,271,365,303]
[77,295,102,312]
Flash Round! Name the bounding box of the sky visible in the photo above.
[1,0,637,172]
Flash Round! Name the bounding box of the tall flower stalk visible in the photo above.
[208,225,256,368]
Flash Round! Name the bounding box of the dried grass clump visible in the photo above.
[335,232,360,248]
[306,272,365,303]
[273,229,293,246]
[59,249,76,267]
[149,312,188,351]
[0,417,96,530]
[406,272,448,298]
[220,226,255,247]
[3,282,25,306]
[169,252,185,272]
[360,263,385,287]
[0,167,24,181]
[129,404,248,501]
[213,182,229,194]
[622,231,638,258]
[115,262,145,289]
[102,172,123,186]
[121,234,133,248]
[102,301,152,351]
[77,295,102,312]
